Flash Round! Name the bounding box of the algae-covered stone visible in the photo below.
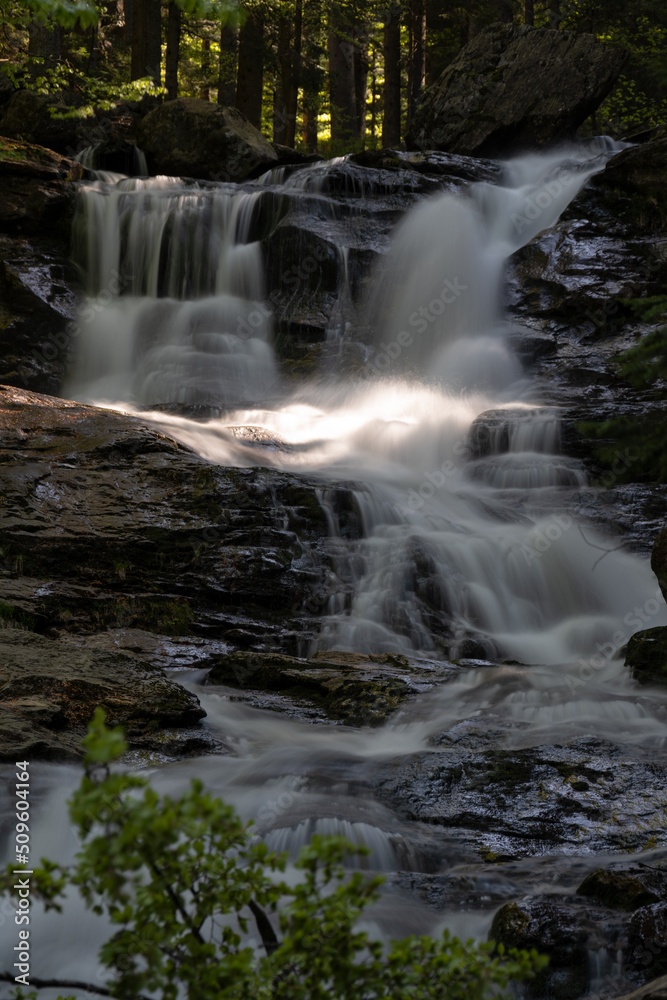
[625,627,667,685]
[375,737,667,855]
[206,650,451,726]
[577,866,667,911]
[0,626,205,760]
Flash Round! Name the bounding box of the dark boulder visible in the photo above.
[652,527,667,601]
[625,627,667,686]
[594,128,667,230]
[626,904,667,980]
[0,626,205,761]
[490,894,626,1000]
[0,136,82,238]
[407,23,627,156]
[577,865,667,911]
[137,99,278,180]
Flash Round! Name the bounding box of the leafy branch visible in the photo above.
[0,709,547,1000]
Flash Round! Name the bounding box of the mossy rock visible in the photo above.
[490,896,609,999]
[207,650,432,726]
[577,867,666,911]
[625,627,667,685]
[0,627,205,760]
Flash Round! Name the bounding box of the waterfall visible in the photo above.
[8,138,667,1000]
[65,142,666,665]
[66,177,280,408]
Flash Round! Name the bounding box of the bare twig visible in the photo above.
[0,972,151,1000]
[577,523,627,571]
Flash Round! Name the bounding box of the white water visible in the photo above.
[67,177,278,407]
[64,141,666,666]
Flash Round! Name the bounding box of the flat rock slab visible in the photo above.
[206,650,457,726]
[374,737,667,856]
[0,627,205,761]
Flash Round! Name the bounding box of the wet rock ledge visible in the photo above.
[0,627,205,761]
[0,384,450,756]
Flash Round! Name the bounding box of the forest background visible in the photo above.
[2,0,667,157]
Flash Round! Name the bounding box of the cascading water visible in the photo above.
[65,142,665,665]
[67,177,278,407]
[9,141,667,998]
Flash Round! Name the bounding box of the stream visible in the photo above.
[2,140,667,998]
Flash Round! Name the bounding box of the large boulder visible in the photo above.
[137,98,278,180]
[407,23,627,156]
[594,128,667,229]
[0,236,80,395]
[0,136,82,237]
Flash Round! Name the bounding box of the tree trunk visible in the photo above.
[285,0,302,147]
[301,1,323,151]
[165,2,181,100]
[200,37,211,100]
[131,0,161,83]
[328,5,356,146]
[549,0,561,29]
[218,23,238,105]
[353,24,369,141]
[124,0,133,46]
[524,0,534,26]
[494,0,514,22]
[406,0,425,135]
[369,43,377,143]
[146,0,161,84]
[91,27,100,73]
[382,3,401,147]
[236,11,264,128]
[274,17,290,144]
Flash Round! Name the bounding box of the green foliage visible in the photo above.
[578,296,667,483]
[25,0,237,29]
[28,0,98,29]
[2,710,546,999]
[17,58,166,116]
